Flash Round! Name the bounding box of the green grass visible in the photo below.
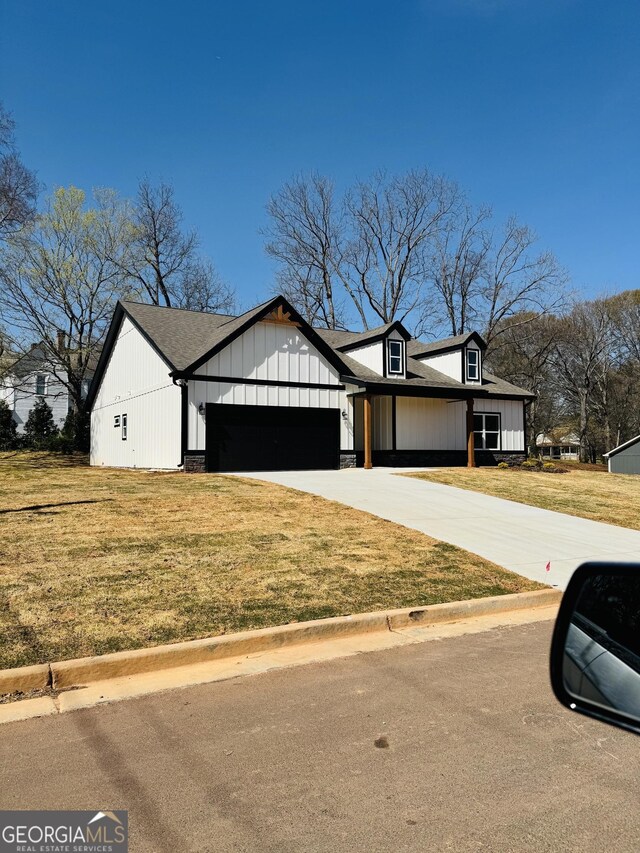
[0,452,543,670]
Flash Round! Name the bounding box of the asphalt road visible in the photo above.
[2,620,639,852]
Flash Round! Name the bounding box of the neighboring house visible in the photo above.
[87,296,534,472]
[0,342,94,433]
[536,428,580,461]
[604,435,640,475]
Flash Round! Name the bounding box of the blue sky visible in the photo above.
[2,0,638,309]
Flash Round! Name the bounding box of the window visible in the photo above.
[35,374,47,396]
[474,413,501,450]
[122,413,127,441]
[387,339,404,375]
[466,349,480,381]
[114,415,121,428]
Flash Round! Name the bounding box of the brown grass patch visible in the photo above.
[406,466,640,530]
[0,453,542,669]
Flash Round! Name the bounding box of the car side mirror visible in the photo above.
[550,561,640,736]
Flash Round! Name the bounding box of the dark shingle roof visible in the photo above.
[116,300,532,398]
[408,332,486,358]
[122,300,272,371]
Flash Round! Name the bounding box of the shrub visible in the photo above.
[0,399,18,450]
[23,399,59,449]
[542,462,568,474]
[497,461,509,470]
[520,460,539,471]
[61,408,90,453]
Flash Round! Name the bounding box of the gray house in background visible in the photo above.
[0,343,94,433]
[604,435,640,475]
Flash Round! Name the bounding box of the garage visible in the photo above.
[205,403,340,472]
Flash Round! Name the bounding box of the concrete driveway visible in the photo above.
[237,468,640,589]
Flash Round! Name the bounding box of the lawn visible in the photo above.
[405,464,640,531]
[0,453,542,670]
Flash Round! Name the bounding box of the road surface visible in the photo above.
[2,619,639,851]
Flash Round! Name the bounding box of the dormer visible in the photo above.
[412,331,487,385]
[336,321,411,379]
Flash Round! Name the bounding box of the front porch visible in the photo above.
[351,393,526,469]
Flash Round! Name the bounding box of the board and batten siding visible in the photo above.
[355,395,525,452]
[187,321,354,451]
[90,316,181,469]
[418,350,462,382]
[395,397,466,450]
[473,398,524,451]
[345,341,383,376]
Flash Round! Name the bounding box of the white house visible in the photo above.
[535,428,580,461]
[1,343,93,433]
[87,296,533,472]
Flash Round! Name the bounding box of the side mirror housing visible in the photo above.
[550,561,640,736]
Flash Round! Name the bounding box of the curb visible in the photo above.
[0,589,561,694]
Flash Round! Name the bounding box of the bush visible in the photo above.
[23,399,59,449]
[542,461,568,474]
[0,399,18,450]
[520,460,540,470]
[497,461,510,470]
[61,408,90,453]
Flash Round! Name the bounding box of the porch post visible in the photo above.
[363,394,373,469]
[466,398,476,468]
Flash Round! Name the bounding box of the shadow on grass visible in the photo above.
[0,499,113,515]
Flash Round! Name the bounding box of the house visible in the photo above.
[87,296,534,472]
[535,428,580,461]
[0,340,94,433]
[604,435,640,475]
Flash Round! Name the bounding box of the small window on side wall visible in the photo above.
[114,415,120,428]
[122,413,127,441]
[388,339,404,375]
[35,374,47,397]
[466,349,480,382]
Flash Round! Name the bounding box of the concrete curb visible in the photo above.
[0,589,561,694]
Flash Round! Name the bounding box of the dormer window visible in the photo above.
[387,339,404,375]
[466,349,480,382]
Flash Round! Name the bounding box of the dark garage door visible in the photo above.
[206,403,340,472]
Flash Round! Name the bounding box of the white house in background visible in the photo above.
[0,343,94,433]
[87,296,534,472]
[535,428,580,461]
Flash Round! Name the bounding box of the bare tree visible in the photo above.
[0,186,131,412]
[0,102,38,238]
[420,203,492,337]
[125,179,234,312]
[482,217,567,345]
[346,169,458,327]
[551,300,613,462]
[264,174,351,329]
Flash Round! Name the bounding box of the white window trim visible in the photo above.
[474,412,501,450]
[122,413,127,441]
[35,374,47,397]
[387,339,404,376]
[114,415,121,428]
[466,349,480,382]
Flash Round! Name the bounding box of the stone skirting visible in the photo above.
[184,454,206,473]
[355,449,526,468]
